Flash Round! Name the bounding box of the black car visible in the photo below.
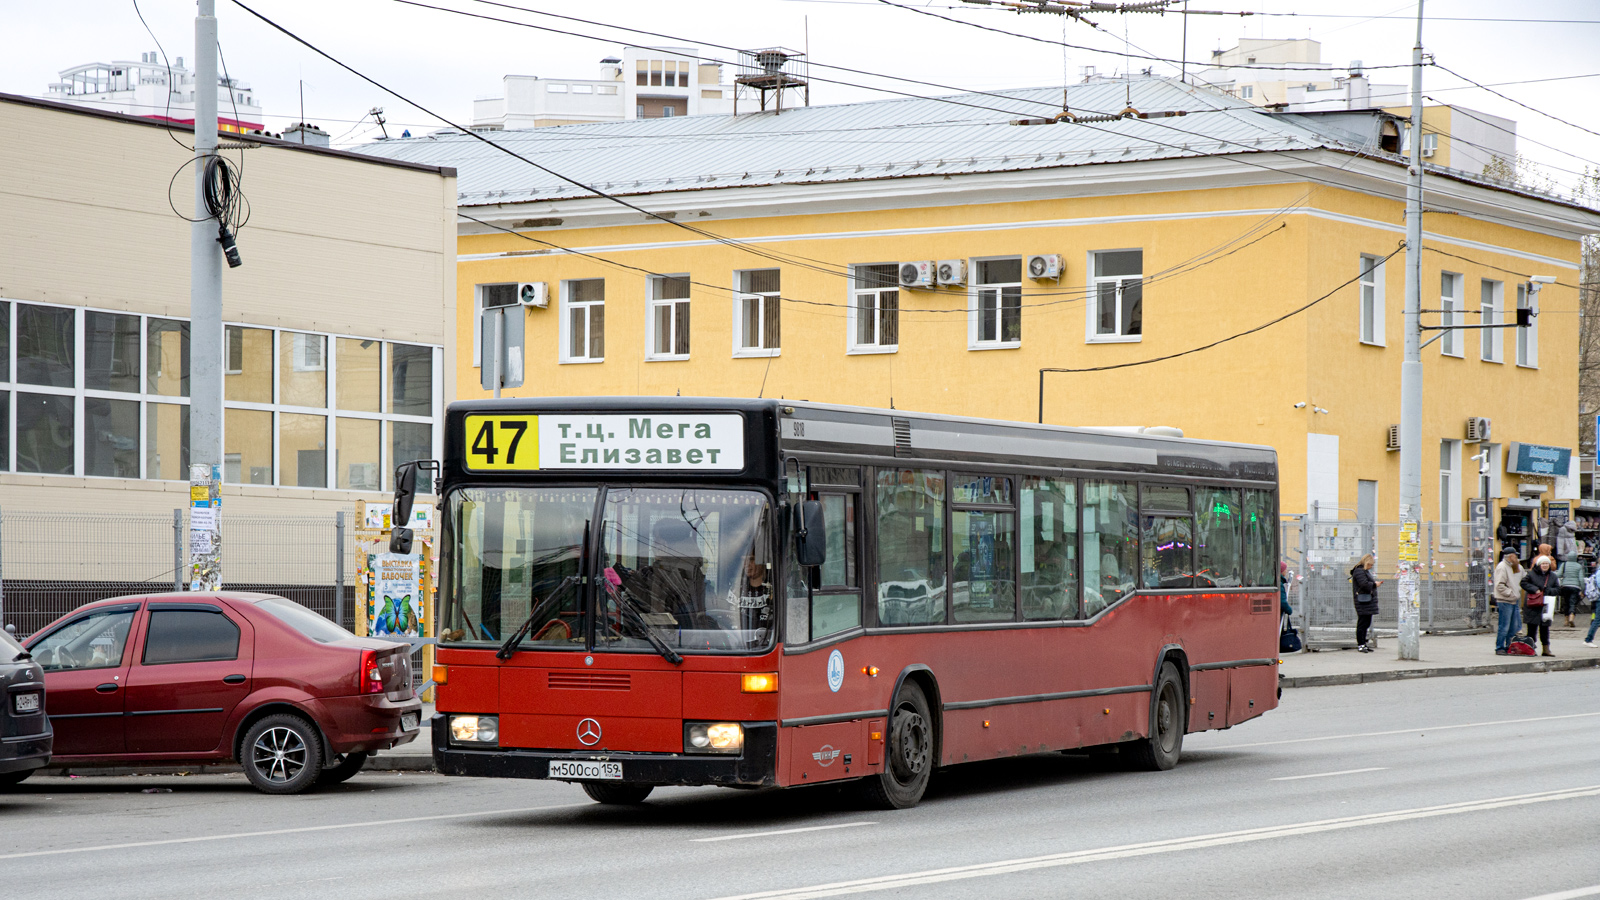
[0,626,51,787]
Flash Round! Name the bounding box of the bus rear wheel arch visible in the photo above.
[859,680,935,809]
[1124,661,1185,771]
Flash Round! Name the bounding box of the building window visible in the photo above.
[1440,272,1463,357]
[1480,279,1502,363]
[1515,283,1537,368]
[1359,254,1385,346]
[636,104,644,118]
[1241,85,1253,99]
[734,269,780,356]
[972,258,1022,349]
[1439,439,1461,542]
[636,60,647,86]
[664,63,677,87]
[1089,250,1142,342]
[562,279,606,363]
[1421,132,1438,156]
[849,264,899,353]
[473,284,517,368]
[573,84,593,94]
[647,275,691,360]
[547,84,568,94]
[662,106,675,118]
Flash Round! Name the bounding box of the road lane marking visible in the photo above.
[1270,767,1388,781]
[704,784,1600,900]
[693,822,877,843]
[1520,887,1600,900]
[1207,711,1600,750]
[0,803,583,861]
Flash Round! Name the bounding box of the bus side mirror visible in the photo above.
[795,500,827,567]
[390,462,419,554]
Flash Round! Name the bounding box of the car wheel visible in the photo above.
[241,714,324,794]
[1124,662,1185,772]
[581,782,654,804]
[0,770,33,789]
[316,751,369,786]
[859,681,934,810]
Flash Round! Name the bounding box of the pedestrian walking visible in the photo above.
[1492,548,1524,656]
[1557,519,1579,561]
[1585,567,1600,648]
[1350,553,1381,653]
[1555,555,1584,628]
[1520,555,1559,657]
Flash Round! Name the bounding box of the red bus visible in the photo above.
[413,397,1280,808]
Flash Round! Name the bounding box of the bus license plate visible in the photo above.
[549,760,623,781]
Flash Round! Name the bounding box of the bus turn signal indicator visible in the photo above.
[432,665,448,685]
[861,665,880,677]
[741,673,778,693]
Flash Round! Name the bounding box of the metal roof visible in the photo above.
[355,76,1367,207]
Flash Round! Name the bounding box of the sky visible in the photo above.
[5,0,1598,194]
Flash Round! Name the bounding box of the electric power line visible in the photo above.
[1434,62,1600,142]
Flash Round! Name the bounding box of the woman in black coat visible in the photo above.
[1350,553,1381,653]
[1519,555,1560,657]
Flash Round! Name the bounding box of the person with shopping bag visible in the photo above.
[1519,555,1560,657]
[1492,548,1524,656]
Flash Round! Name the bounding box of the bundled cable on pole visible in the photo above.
[203,155,248,268]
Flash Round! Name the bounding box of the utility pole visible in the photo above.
[1396,0,1426,660]
[189,0,224,591]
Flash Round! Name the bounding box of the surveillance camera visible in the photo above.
[1293,402,1307,409]
[1529,275,1556,284]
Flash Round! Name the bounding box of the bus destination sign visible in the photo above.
[464,413,744,471]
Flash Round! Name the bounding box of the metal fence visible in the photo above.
[1280,513,1535,650]
[0,508,355,638]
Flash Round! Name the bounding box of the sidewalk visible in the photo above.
[1279,625,1600,688]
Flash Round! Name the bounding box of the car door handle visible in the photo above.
[96,683,119,693]
[223,674,246,684]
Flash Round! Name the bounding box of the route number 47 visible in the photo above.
[465,415,539,470]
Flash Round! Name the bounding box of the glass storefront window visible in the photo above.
[224,407,273,484]
[0,394,8,472]
[146,402,190,481]
[875,468,946,626]
[280,333,327,408]
[85,312,140,393]
[336,417,380,491]
[147,319,190,397]
[279,413,327,488]
[16,392,73,474]
[225,326,273,403]
[1021,477,1079,620]
[18,304,74,388]
[389,421,431,489]
[336,338,380,413]
[389,343,432,416]
[85,397,139,478]
[0,303,9,382]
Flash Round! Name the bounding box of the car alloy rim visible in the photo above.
[252,726,308,783]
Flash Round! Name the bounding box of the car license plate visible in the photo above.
[400,713,419,732]
[549,760,623,781]
[12,692,40,714]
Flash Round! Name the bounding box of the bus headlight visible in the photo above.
[450,715,499,745]
[684,722,744,754]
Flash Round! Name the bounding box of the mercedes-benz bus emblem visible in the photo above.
[577,718,602,746]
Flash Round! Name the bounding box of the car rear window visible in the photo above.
[255,597,353,643]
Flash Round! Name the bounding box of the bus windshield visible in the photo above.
[441,485,776,654]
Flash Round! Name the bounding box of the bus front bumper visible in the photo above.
[431,715,778,787]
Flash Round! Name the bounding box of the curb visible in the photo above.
[1282,655,1600,688]
[40,755,436,778]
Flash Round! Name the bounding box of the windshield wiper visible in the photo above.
[496,575,579,660]
[604,579,684,666]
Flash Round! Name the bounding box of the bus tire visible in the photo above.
[1125,661,1184,771]
[581,782,654,805]
[860,682,934,810]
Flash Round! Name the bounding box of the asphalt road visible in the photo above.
[4,670,1599,900]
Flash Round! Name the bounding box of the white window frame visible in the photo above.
[1439,271,1463,358]
[645,274,691,362]
[1515,283,1538,368]
[290,331,326,372]
[1359,254,1386,346]
[847,263,899,355]
[732,269,781,358]
[969,256,1022,351]
[1479,279,1503,363]
[1439,438,1462,544]
[560,278,606,365]
[1086,249,1143,344]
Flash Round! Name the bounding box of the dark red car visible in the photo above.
[22,592,421,794]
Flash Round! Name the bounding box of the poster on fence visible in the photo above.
[371,553,422,637]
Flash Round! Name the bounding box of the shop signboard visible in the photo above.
[1505,442,1571,477]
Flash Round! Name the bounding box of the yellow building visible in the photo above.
[363,77,1598,535]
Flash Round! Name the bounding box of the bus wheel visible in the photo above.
[1125,662,1184,771]
[581,782,654,805]
[861,682,934,809]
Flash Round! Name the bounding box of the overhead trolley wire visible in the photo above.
[1433,63,1600,142]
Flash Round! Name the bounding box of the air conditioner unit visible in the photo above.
[1027,253,1063,280]
[1465,416,1491,442]
[899,261,935,288]
[518,282,549,308]
[936,259,966,286]
[1421,147,1435,158]
[1386,424,1401,452]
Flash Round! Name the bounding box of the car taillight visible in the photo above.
[360,649,384,694]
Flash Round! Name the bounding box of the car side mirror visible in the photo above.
[795,500,827,567]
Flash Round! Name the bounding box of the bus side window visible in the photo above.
[1243,489,1276,586]
[811,492,861,640]
[1021,477,1079,620]
[783,529,810,645]
[1082,480,1137,616]
[874,469,947,627]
